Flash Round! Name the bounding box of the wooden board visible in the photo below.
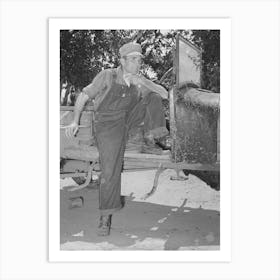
[61,145,170,162]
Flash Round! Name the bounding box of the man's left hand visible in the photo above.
[128,74,168,99]
[129,74,145,88]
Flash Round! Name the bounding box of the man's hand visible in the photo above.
[129,74,145,88]
[128,74,168,99]
[65,122,79,138]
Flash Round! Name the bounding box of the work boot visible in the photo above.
[97,214,112,236]
[142,133,171,155]
[155,136,171,151]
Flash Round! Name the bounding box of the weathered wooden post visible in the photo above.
[169,35,181,163]
[169,47,177,161]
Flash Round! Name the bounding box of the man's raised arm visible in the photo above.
[129,74,168,99]
[142,77,168,99]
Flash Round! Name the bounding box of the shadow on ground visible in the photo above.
[60,187,220,250]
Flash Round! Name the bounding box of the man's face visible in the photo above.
[121,55,143,75]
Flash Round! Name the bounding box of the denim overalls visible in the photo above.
[94,72,167,215]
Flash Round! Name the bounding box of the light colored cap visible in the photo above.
[119,42,143,57]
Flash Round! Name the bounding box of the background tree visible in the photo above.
[191,30,220,92]
[60,29,220,105]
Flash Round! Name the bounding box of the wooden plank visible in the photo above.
[124,152,170,160]
[61,146,220,172]
[61,146,99,161]
[125,159,220,172]
[61,147,170,163]
[60,105,95,111]
[123,168,155,172]
[60,125,91,129]
[169,87,177,161]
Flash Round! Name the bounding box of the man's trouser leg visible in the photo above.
[94,93,168,215]
[94,111,126,215]
[126,92,169,138]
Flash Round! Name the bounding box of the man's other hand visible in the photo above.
[65,122,79,138]
[129,74,145,88]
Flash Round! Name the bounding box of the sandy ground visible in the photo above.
[60,169,220,250]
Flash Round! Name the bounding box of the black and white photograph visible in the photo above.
[59,29,220,250]
[49,18,230,260]
[1,0,280,279]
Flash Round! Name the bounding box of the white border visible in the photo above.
[49,18,231,262]
[1,0,279,279]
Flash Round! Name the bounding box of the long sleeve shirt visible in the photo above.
[83,67,168,111]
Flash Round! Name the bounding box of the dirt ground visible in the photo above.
[60,169,220,250]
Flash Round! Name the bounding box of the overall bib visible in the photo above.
[94,72,167,215]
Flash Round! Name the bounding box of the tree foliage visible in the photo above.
[60,29,220,104]
[191,30,220,92]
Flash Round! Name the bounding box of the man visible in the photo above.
[65,42,169,236]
